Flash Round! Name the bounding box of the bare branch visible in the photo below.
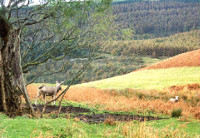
[8,1,49,27]
[21,25,79,71]
[23,13,53,27]
[26,71,45,86]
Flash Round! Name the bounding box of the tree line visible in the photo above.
[106,30,199,57]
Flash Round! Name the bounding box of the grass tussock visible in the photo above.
[171,108,182,118]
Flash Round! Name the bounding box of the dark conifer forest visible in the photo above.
[112,1,199,38]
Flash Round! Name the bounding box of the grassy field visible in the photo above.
[0,110,200,138]
[77,67,200,90]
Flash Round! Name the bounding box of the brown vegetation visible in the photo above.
[169,83,200,92]
[27,85,200,119]
[136,49,200,71]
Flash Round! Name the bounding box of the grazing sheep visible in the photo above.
[169,96,179,103]
[35,81,64,105]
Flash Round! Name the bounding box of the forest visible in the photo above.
[112,1,199,38]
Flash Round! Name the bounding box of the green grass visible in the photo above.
[0,113,199,138]
[77,67,200,90]
[148,118,200,136]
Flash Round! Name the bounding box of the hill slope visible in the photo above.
[136,49,200,71]
[77,67,200,90]
[112,1,199,37]
[77,50,200,90]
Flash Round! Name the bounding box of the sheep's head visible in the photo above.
[56,81,64,91]
[175,96,179,100]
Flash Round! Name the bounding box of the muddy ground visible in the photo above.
[33,104,167,124]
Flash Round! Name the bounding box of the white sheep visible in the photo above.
[35,81,64,105]
[169,96,179,103]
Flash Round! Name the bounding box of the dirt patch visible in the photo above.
[33,104,90,114]
[33,104,167,124]
[75,113,167,124]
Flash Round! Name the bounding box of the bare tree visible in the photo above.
[0,0,112,116]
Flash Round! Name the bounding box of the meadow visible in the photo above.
[0,112,200,138]
[77,67,200,90]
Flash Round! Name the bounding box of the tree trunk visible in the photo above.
[0,17,35,116]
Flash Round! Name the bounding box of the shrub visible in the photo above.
[182,95,188,101]
[171,108,182,118]
[136,93,145,99]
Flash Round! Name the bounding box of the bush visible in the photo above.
[171,108,182,118]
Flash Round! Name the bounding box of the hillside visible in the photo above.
[25,30,199,84]
[77,50,200,90]
[136,49,200,71]
[77,67,200,90]
[106,30,199,57]
[112,0,199,38]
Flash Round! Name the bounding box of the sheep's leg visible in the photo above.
[35,90,41,105]
[52,95,56,105]
[43,94,46,104]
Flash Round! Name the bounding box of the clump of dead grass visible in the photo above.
[104,116,116,126]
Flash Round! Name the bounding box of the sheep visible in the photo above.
[35,81,64,105]
[169,96,179,103]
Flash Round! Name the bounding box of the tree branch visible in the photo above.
[21,25,79,71]
[6,0,12,8]
[26,71,45,86]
